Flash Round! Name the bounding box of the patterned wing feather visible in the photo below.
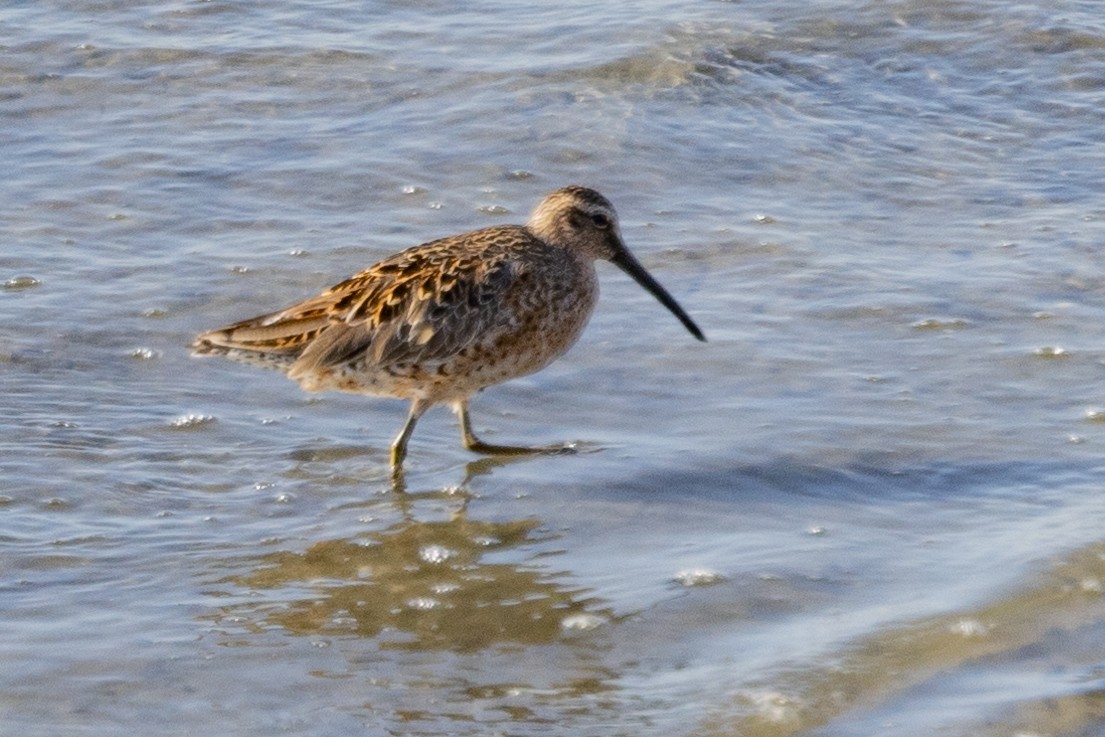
[194,226,531,383]
[192,285,354,359]
[286,231,524,378]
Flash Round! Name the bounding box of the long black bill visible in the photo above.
[611,247,706,342]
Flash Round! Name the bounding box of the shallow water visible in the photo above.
[4,0,1105,734]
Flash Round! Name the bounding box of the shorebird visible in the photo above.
[192,186,705,470]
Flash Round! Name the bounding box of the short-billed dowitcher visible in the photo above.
[192,186,705,469]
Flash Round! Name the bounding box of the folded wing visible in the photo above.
[193,236,521,383]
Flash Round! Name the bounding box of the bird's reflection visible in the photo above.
[213,478,611,654]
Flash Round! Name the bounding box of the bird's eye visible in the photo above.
[590,212,610,228]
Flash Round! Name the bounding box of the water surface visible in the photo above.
[4,1,1105,734]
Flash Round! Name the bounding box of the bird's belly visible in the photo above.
[432,267,599,399]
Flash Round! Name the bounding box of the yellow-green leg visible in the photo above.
[391,399,432,469]
[452,399,575,456]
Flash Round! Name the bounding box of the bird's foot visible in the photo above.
[464,439,577,457]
